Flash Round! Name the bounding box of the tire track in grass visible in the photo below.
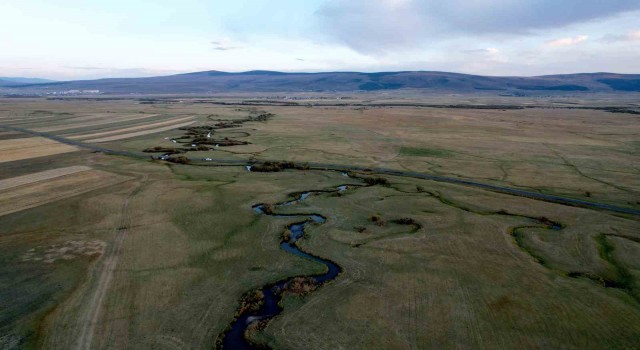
[74,175,146,350]
[545,144,637,193]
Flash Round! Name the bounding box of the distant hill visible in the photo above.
[4,71,640,94]
[0,79,16,87]
[0,77,56,86]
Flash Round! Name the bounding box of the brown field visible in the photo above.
[0,165,91,191]
[34,114,160,132]
[0,130,28,140]
[76,120,195,143]
[0,137,79,163]
[0,112,82,126]
[69,116,194,140]
[5,112,123,126]
[0,168,130,217]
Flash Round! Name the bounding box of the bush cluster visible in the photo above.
[166,156,191,164]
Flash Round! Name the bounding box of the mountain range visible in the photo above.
[3,71,640,94]
[0,77,57,86]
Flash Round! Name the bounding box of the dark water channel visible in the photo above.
[221,185,354,349]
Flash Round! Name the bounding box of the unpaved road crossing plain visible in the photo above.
[0,96,639,350]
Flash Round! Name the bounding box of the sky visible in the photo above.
[2,0,639,80]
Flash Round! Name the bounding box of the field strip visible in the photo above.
[0,170,131,217]
[0,137,79,163]
[3,113,151,128]
[35,114,161,132]
[0,136,72,151]
[70,116,194,140]
[1,114,81,125]
[0,114,58,122]
[83,120,196,143]
[3,113,105,125]
[43,113,148,124]
[0,131,28,140]
[0,166,91,191]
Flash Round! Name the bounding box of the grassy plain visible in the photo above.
[257,177,640,349]
[241,106,640,209]
[0,95,639,349]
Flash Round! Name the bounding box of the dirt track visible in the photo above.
[73,175,146,350]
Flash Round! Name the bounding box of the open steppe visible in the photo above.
[0,94,639,349]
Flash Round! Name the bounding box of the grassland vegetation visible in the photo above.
[256,176,640,349]
[399,146,453,158]
[0,97,639,349]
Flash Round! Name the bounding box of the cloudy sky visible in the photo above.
[2,0,639,80]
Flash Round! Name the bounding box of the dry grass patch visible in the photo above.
[0,131,28,140]
[70,116,194,141]
[0,165,91,190]
[34,114,160,132]
[0,137,79,163]
[20,240,106,263]
[82,121,196,143]
[0,169,131,216]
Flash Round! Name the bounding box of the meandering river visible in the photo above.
[220,185,355,349]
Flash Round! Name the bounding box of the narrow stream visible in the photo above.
[220,185,356,349]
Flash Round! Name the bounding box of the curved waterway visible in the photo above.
[220,185,355,349]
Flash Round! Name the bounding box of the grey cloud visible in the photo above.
[601,30,640,42]
[213,46,241,51]
[316,0,640,53]
[211,41,242,51]
[65,66,108,70]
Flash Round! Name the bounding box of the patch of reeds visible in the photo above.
[166,156,191,164]
[369,215,386,226]
[283,277,318,295]
[237,289,265,315]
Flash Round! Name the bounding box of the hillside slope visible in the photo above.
[6,71,640,94]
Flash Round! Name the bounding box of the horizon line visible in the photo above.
[3,69,637,83]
